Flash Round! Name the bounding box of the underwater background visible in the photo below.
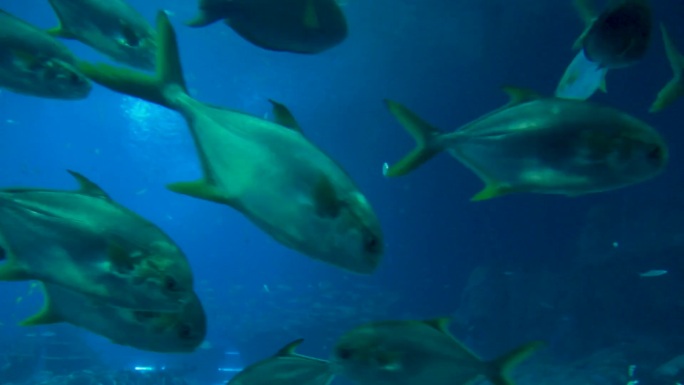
[1,0,684,384]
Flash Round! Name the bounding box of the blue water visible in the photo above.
[1,1,684,384]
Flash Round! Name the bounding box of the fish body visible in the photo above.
[0,9,91,99]
[555,50,608,100]
[77,13,383,274]
[21,283,206,353]
[229,339,334,385]
[46,0,156,69]
[573,0,652,69]
[187,0,347,54]
[383,89,667,200]
[0,171,194,312]
[331,318,544,385]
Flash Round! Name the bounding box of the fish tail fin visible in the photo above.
[0,237,30,281]
[651,23,684,113]
[484,341,545,385]
[382,100,445,177]
[76,11,188,109]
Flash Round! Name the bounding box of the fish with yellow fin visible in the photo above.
[186,0,347,54]
[0,170,194,312]
[382,87,667,200]
[77,12,383,274]
[331,317,544,385]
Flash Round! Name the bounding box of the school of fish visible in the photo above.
[0,0,678,384]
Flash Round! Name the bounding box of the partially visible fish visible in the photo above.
[46,0,157,69]
[650,23,684,113]
[229,339,334,385]
[0,170,195,312]
[555,50,608,100]
[0,9,91,99]
[572,0,652,69]
[21,283,206,353]
[186,0,348,54]
[331,317,544,385]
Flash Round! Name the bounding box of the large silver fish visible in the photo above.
[46,0,156,69]
[382,88,667,200]
[21,283,206,353]
[0,170,195,312]
[77,12,383,274]
[331,317,544,385]
[0,9,91,99]
[186,0,348,54]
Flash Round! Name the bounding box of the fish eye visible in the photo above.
[178,324,192,339]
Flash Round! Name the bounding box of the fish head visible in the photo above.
[597,122,668,182]
[118,241,195,311]
[331,323,403,380]
[326,191,384,274]
[132,292,207,352]
[30,58,92,99]
[112,26,157,70]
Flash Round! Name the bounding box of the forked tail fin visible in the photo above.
[77,11,188,110]
[382,99,445,177]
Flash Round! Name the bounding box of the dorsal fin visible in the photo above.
[501,86,543,107]
[67,170,111,200]
[268,99,303,133]
[275,338,305,357]
[422,317,452,335]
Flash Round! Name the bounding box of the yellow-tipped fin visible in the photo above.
[268,99,303,133]
[67,170,111,200]
[571,0,597,50]
[275,338,305,357]
[501,86,543,107]
[46,24,75,39]
[20,286,64,326]
[471,183,519,202]
[166,180,233,205]
[422,317,452,335]
[382,99,445,177]
[650,23,684,113]
[485,341,545,385]
[599,71,608,93]
[76,11,187,110]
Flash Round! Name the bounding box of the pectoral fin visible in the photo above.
[471,182,519,202]
[20,286,64,326]
[167,180,233,205]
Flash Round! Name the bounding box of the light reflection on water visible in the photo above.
[118,96,199,178]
